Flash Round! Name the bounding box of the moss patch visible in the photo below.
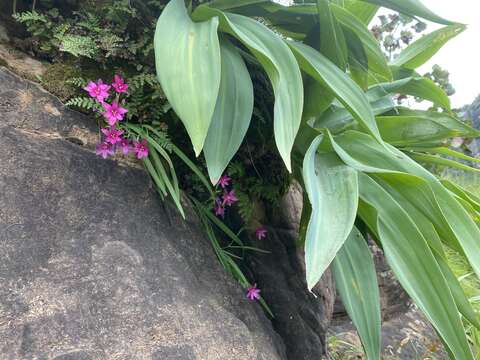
[41,62,82,101]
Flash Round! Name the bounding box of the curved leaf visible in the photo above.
[360,0,455,25]
[154,0,221,156]
[392,24,466,70]
[333,227,381,360]
[288,40,383,145]
[194,6,304,171]
[359,173,473,360]
[203,39,254,184]
[303,136,358,290]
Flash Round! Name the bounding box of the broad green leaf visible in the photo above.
[333,227,381,360]
[368,77,451,109]
[359,174,474,360]
[407,147,480,164]
[332,5,391,83]
[441,179,480,213]
[203,39,254,184]
[328,130,480,283]
[288,41,383,145]
[206,0,268,10]
[344,28,369,89]
[359,0,454,25]
[154,0,221,156]
[316,0,348,69]
[194,6,304,171]
[314,95,394,133]
[344,1,379,25]
[303,136,358,290]
[376,115,458,146]
[392,24,466,69]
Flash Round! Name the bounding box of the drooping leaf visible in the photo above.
[332,4,391,83]
[303,135,358,290]
[406,147,480,164]
[410,153,480,174]
[333,227,381,360]
[154,0,221,155]
[392,24,466,70]
[358,173,474,360]
[288,40,383,145]
[203,39,254,184]
[359,0,455,25]
[194,6,304,171]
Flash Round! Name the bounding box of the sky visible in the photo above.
[418,1,480,108]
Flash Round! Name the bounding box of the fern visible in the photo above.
[66,77,87,87]
[57,34,97,58]
[13,11,48,24]
[65,96,98,110]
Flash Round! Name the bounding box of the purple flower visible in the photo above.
[214,198,225,218]
[255,227,268,240]
[111,75,129,93]
[102,100,128,126]
[217,175,231,189]
[101,126,124,144]
[84,80,110,102]
[118,138,132,155]
[222,190,238,206]
[133,139,149,159]
[246,284,261,301]
[95,142,114,159]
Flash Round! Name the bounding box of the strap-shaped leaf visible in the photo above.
[345,1,379,25]
[288,41,383,145]
[360,0,454,25]
[154,0,220,156]
[203,39,254,184]
[333,227,381,360]
[368,76,451,109]
[328,130,480,285]
[303,135,358,289]
[332,5,391,83]
[392,24,465,70]
[194,6,304,171]
[358,174,474,360]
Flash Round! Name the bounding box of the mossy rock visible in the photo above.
[41,62,81,101]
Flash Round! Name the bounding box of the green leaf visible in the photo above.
[358,173,474,360]
[203,39,254,184]
[392,24,465,69]
[316,0,348,69]
[332,4,391,83]
[194,6,304,171]
[303,135,358,290]
[154,0,221,156]
[345,1,379,25]
[409,153,480,174]
[368,77,451,109]
[359,0,455,25]
[407,147,480,164]
[333,227,381,360]
[288,40,383,145]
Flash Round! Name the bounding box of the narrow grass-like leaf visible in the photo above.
[303,135,358,289]
[203,39,254,184]
[154,0,221,156]
[333,227,381,360]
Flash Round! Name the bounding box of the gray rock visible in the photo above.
[0,67,287,360]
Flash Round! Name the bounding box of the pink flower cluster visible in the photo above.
[214,175,238,218]
[84,76,149,160]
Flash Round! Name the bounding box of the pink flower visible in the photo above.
[102,100,128,126]
[133,139,149,159]
[101,127,124,144]
[255,227,268,240]
[95,142,114,159]
[118,138,132,155]
[217,175,231,188]
[222,190,238,206]
[214,198,225,218]
[111,75,129,93]
[246,284,261,301]
[84,80,111,102]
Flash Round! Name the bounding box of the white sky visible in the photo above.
[418,1,480,108]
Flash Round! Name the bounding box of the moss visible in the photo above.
[41,61,81,101]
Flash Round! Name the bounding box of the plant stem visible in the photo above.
[12,0,17,14]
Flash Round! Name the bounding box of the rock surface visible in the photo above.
[0,67,287,360]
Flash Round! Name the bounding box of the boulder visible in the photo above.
[0,67,287,360]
